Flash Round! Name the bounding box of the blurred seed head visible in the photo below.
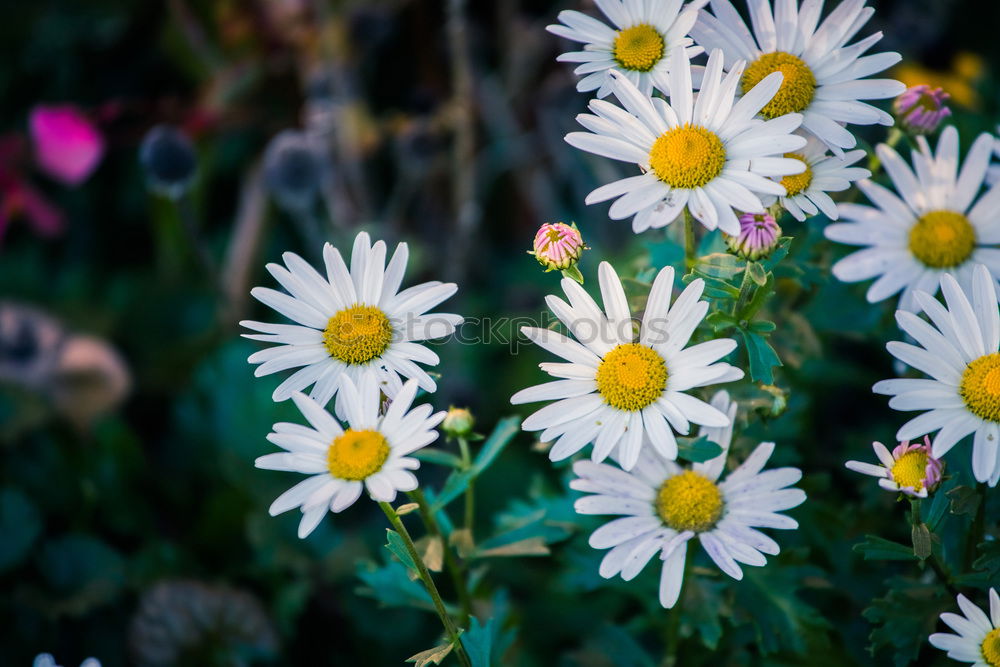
[129,579,277,666]
[725,213,782,261]
[33,654,101,667]
[0,302,131,431]
[263,130,324,213]
[893,85,952,135]
[139,125,198,199]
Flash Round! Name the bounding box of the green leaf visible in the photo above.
[561,265,584,284]
[0,487,42,573]
[911,523,932,560]
[732,565,830,656]
[853,535,918,561]
[972,541,1000,580]
[696,252,745,279]
[739,273,775,320]
[355,561,437,612]
[863,577,949,667]
[431,417,520,512]
[946,485,981,516]
[38,534,126,615]
[473,537,549,558]
[684,576,725,650]
[759,237,792,271]
[407,643,454,666]
[747,261,767,286]
[676,435,724,463]
[460,591,515,666]
[579,625,655,667]
[412,448,464,468]
[739,329,783,384]
[705,311,738,332]
[384,529,419,574]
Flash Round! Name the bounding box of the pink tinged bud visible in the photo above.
[893,85,952,135]
[725,213,781,261]
[891,435,944,495]
[531,222,586,271]
[29,105,105,186]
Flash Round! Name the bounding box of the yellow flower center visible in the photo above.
[323,304,393,365]
[890,450,929,490]
[780,153,812,196]
[741,51,817,119]
[656,470,724,532]
[960,353,1000,422]
[613,24,664,72]
[983,628,1000,667]
[327,429,390,480]
[908,210,976,269]
[648,124,727,189]
[595,343,667,412]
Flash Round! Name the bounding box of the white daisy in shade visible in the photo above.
[690,0,905,155]
[546,0,704,98]
[242,231,462,414]
[510,261,743,471]
[568,46,807,235]
[256,377,444,538]
[572,397,806,608]
[929,588,1000,666]
[767,135,869,221]
[873,265,1000,486]
[844,436,944,498]
[825,127,1000,311]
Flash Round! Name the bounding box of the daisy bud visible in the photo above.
[139,125,198,199]
[529,222,586,276]
[724,213,782,261]
[442,406,475,438]
[893,85,952,135]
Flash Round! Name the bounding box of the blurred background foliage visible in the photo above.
[0,0,999,665]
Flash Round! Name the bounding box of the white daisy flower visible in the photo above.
[690,0,905,155]
[242,231,463,415]
[546,0,705,98]
[767,135,869,221]
[510,261,744,471]
[929,588,1000,666]
[567,46,807,235]
[873,264,1000,486]
[572,394,806,608]
[825,126,1000,311]
[256,377,444,538]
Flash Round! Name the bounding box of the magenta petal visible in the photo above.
[29,105,105,186]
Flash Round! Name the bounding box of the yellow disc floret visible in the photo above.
[648,124,726,189]
[960,353,1000,422]
[908,210,976,269]
[613,24,665,72]
[656,470,724,532]
[780,153,812,196]
[982,627,1000,667]
[596,343,667,412]
[890,450,929,490]
[327,429,390,480]
[323,304,393,365]
[741,51,817,119]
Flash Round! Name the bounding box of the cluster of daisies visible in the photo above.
[539,0,1000,651]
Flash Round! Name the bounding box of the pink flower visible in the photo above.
[530,222,586,272]
[845,436,944,497]
[29,106,104,186]
[724,213,782,261]
[893,85,952,136]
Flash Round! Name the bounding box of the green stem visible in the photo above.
[866,126,904,175]
[379,502,472,667]
[409,488,473,623]
[731,262,755,318]
[458,436,475,537]
[683,208,697,270]
[965,482,988,571]
[175,193,220,290]
[909,497,960,598]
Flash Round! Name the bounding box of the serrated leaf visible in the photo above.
[705,311,738,332]
[731,566,830,656]
[677,435,723,463]
[696,252,745,279]
[685,576,725,650]
[406,643,454,666]
[853,535,918,561]
[972,541,1000,579]
[459,590,515,667]
[863,576,949,667]
[739,329,782,384]
[947,485,980,516]
[355,561,436,612]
